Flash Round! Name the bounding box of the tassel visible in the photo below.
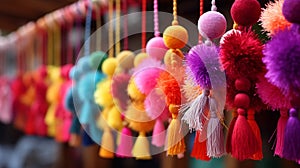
[247,109,263,160]
[282,108,300,161]
[231,108,259,160]
[191,130,211,161]
[116,126,133,158]
[132,132,151,160]
[206,97,225,158]
[152,119,166,147]
[226,110,237,154]
[166,104,186,156]
[99,128,115,158]
[181,90,210,131]
[274,109,288,157]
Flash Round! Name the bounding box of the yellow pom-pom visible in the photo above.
[163,25,188,49]
[127,79,146,101]
[107,106,123,130]
[102,57,118,77]
[163,49,184,68]
[134,52,148,67]
[116,50,135,72]
[94,80,113,107]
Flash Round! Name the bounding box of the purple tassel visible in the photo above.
[283,108,300,161]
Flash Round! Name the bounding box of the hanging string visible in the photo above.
[198,0,204,43]
[108,0,114,58]
[172,0,178,25]
[46,22,53,65]
[141,0,147,52]
[123,0,128,50]
[153,0,160,37]
[211,0,217,11]
[53,17,61,66]
[84,0,93,57]
[115,0,121,55]
[95,3,102,51]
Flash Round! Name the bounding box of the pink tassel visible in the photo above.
[206,97,225,158]
[116,127,133,158]
[152,119,166,147]
[181,90,209,131]
[275,109,288,157]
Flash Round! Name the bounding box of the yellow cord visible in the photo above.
[172,0,178,25]
[108,0,114,58]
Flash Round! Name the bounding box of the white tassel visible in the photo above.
[206,97,225,158]
[180,90,209,131]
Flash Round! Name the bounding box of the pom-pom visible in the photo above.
[127,79,146,101]
[235,78,251,91]
[182,72,202,102]
[230,0,261,26]
[234,93,250,109]
[198,11,227,40]
[111,73,131,112]
[163,25,188,49]
[282,0,300,24]
[260,0,291,35]
[116,50,135,72]
[263,26,300,97]
[90,51,107,71]
[146,37,168,61]
[94,79,113,107]
[283,108,300,161]
[102,57,118,76]
[231,108,259,160]
[220,30,264,80]
[134,52,148,67]
[186,44,223,90]
[256,75,291,110]
[144,88,169,121]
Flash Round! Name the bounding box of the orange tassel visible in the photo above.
[191,130,211,161]
[247,109,263,160]
[99,128,114,158]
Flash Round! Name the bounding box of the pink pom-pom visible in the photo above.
[198,11,227,40]
[256,74,291,110]
[146,37,168,61]
[151,119,166,147]
[144,88,169,121]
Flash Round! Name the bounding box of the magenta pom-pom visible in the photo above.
[144,88,169,121]
[263,26,300,97]
[198,11,227,40]
[146,37,168,61]
[111,73,131,112]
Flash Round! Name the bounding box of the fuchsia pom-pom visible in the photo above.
[263,25,300,97]
[146,37,168,61]
[186,44,224,90]
[220,30,264,80]
[256,74,291,110]
[144,88,169,121]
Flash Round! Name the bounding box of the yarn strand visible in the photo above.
[154,0,160,37]
[172,0,178,25]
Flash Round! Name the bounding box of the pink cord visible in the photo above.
[154,0,160,37]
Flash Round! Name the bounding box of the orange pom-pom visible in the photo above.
[260,0,291,35]
[163,25,188,49]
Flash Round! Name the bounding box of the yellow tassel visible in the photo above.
[132,132,152,160]
[107,106,123,130]
[99,128,114,158]
[166,104,186,156]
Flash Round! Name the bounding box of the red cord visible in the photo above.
[199,0,204,43]
[142,0,147,52]
[123,0,128,50]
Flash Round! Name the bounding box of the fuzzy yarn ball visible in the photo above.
[186,44,224,90]
[263,25,300,97]
[282,0,300,24]
[231,0,261,26]
[220,30,264,80]
[198,11,227,40]
[146,37,168,61]
[260,0,291,36]
[163,25,188,49]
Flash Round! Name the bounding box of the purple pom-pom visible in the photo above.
[263,25,300,97]
[186,44,223,90]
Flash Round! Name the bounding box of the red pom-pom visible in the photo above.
[231,0,261,26]
[220,30,264,80]
[234,93,250,109]
[235,78,251,91]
